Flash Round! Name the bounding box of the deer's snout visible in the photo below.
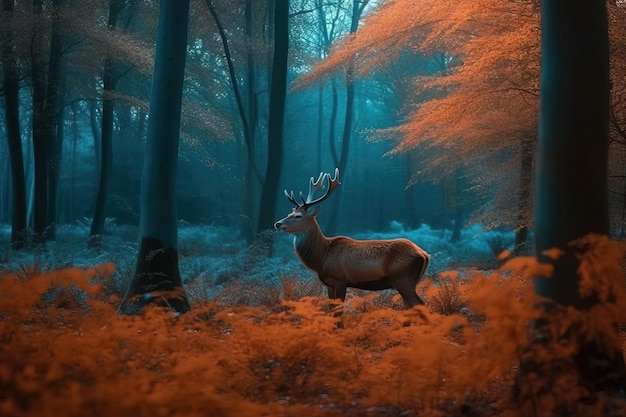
[274,221,286,230]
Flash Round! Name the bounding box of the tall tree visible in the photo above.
[1,0,27,248]
[45,0,65,240]
[119,0,191,314]
[515,0,626,411]
[204,0,264,245]
[89,0,125,248]
[326,0,368,235]
[256,0,288,234]
[30,0,51,243]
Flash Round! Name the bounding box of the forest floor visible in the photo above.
[1,224,626,417]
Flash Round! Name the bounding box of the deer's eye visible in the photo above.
[293,213,303,218]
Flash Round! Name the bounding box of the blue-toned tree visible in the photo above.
[119,0,191,314]
[515,0,626,411]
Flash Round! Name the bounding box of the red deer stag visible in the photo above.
[274,169,429,307]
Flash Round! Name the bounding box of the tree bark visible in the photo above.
[119,0,191,314]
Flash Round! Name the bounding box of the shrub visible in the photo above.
[430,275,465,316]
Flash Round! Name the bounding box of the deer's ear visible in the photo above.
[307,205,322,217]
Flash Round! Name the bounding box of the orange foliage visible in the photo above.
[1,251,625,416]
[299,0,626,230]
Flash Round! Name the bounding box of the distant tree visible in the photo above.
[1,0,27,248]
[119,0,191,314]
[256,0,288,234]
[515,0,626,410]
[204,0,265,245]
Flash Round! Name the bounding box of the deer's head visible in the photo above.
[274,169,340,235]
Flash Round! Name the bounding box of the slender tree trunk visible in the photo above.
[256,0,288,234]
[514,134,534,251]
[89,0,123,248]
[119,0,191,314]
[328,78,339,165]
[242,0,259,244]
[316,84,323,173]
[89,98,102,177]
[46,1,65,239]
[2,0,27,248]
[450,168,464,243]
[31,0,49,243]
[326,0,367,235]
[47,103,64,239]
[206,0,261,244]
[515,0,626,408]
[69,102,78,223]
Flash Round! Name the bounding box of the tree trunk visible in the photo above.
[514,134,534,252]
[46,1,65,240]
[326,0,367,235]
[450,168,464,243]
[89,0,123,248]
[30,0,50,243]
[2,0,27,248]
[118,0,191,314]
[241,0,260,244]
[256,0,288,234]
[515,0,626,409]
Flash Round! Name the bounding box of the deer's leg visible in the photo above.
[334,281,347,301]
[326,284,335,298]
[393,280,424,308]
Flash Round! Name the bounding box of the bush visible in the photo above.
[429,276,465,316]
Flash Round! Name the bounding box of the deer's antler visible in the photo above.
[284,168,341,209]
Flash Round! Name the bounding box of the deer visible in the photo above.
[274,169,430,308]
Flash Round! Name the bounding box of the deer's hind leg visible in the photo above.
[392,277,424,308]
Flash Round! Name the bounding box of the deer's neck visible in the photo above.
[293,220,329,272]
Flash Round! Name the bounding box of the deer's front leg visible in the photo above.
[333,280,347,301]
[322,277,346,301]
[326,284,335,298]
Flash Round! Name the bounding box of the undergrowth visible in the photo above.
[1,227,625,416]
[2,246,625,416]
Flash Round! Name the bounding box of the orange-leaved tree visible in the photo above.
[296,0,539,246]
[298,0,626,241]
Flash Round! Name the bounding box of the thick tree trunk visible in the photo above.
[515,0,626,409]
[119,0,191,314]
[534,1,610,307]
[2,0,27,248]
[256,0,288,234]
